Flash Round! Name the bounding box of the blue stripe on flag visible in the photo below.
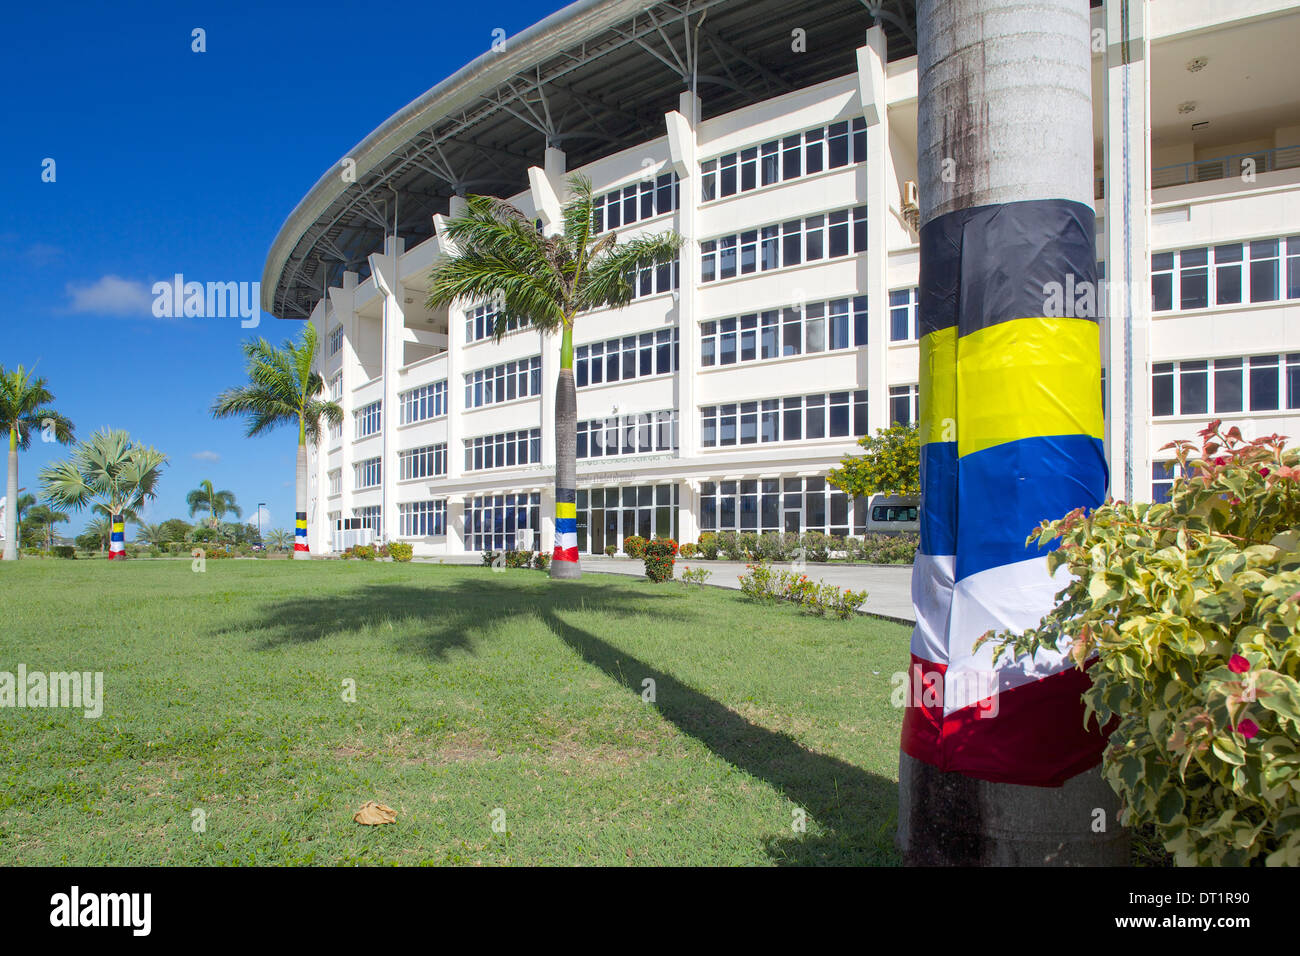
[919,441,957,557]
[955,434,1107,582]
[555,517,577,535]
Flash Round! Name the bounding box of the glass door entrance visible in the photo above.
[576,485,678,554]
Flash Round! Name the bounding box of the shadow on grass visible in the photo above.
[227,569,900,865]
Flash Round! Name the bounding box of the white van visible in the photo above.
[865,495,920,535]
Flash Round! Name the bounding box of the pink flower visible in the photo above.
[1228,654,1250,674]
[1238,719,1259,740]
[1214,456,1228,466]
[1259,467,1271,478]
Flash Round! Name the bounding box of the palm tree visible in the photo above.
[79,515,111,554]
[265,528,293,552]
[0,365,75,560]
[12,492,35,549]
[135,522,173,547]
[39,429,168,560]
[211,324,342,560]
[427,174,682,579]
[186,479,240,529]
[24,504,70,550]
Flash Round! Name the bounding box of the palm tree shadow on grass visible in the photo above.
[229,572,901,865]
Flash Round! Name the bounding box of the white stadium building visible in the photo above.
[261,0,1300,558]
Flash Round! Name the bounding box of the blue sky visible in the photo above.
[1,0,549,536]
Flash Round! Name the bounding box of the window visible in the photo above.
[593,173,680,233]
[354,401,381,439]
[578,410,677,459]
[1152,461,1181,504]
[699,297,863,369]
[1153,353,1300,416]
[890,288,920,342]
[700,205,867,283]
[627,256,680,301]
[1152,236,1300,311]
[464,357,542,409]
[354,457,382,489]
[465,493,541,552]
[398,500,445,537]
[399,381,447,424]
[466,301,525,343]
[701,391,867,447]
[328,470,341,496]
[398,444,447,481]
[353,505,382,537]
[699,477,860,537]
[464,428,542,472]
[330,374,342,402]
[890,385,919,426]
[328,326,343,356]
[576,330,678,389]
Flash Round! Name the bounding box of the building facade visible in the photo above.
[261,0,1300,557]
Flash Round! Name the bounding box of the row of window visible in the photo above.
[399,381,447,425]
[593,173,680,234]
[701,297,869,367]
[700,206,867,283]
[465,356,542,409]
[1152,353,1300,417]
[701,391,869,448]
[354,401,381,439]
[575,329,679,388]
[465,428,543,473]
[354,457,382,489]
[398,500,446,537]
[700,118,867,202]
[466,302,527,344]
[578,484,679,552]
[328,326,343,356]
[577,410,679,460]
[398,443,448,481]
[1152,236,1300,311]
[699,477,869,537]
[465,493,541,552]
[627,258,680,301]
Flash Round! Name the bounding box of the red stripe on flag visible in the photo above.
[552,546,579,563]
[901,652,1112,788]
[293,543,309,552]
[107,550,125,561]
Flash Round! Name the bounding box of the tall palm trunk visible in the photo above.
[3,428,17,560]
[293,422,310,559]
[550,323,580,579]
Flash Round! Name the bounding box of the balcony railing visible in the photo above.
[1094,144,1300,199]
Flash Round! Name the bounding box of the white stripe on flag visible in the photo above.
[909,552,954,666]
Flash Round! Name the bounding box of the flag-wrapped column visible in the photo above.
[108,513,126,560]
[553,489,578,565]
[903,199,1110,785]
[294,511,308,555]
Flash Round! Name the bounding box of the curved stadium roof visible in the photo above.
[262,0,931,319]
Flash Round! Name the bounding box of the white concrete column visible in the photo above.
[667,93,700,465]
[1103,0,1152,502]
[858,27,891,434]
[371,237,406,545]
[328,270,359,551]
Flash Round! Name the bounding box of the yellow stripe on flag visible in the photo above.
[296,519,307,530]
[919,326,957,447]
[956,317,1103,458]
[556,502,576,520]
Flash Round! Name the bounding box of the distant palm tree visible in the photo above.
[186,479,240,529]
[135,522,173,547]
[264,528,293,552]
[427,174,681,579]
[13,492,35,547]
[0,365,75,560]
[40,429,168,561]
[24,504,70,550]
[81,515,111,553]
[211,324,342,560]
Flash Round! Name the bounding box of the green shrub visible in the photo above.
[737,562,866,619]
[622,535,648,559]
[388,542,413,562]
[532,552,551,571]
[980,422,1300,867]
[482,550,500,567]
[698,532,719,560]
[755,531,796,562]
[505,550,533,569]
[799,531,831,562]
[204,546,231,559]
[850,533,919,564]
[51,546,76,559]
[643,538,679,582]
[679,565,711,585]
[717,531,744,561]
[678,542,698,559]
[348,545,375,561]
[604,544,617,557]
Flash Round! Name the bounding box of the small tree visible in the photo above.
[978,422,1300,866]
[827,423,920,499]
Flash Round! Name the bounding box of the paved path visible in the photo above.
[412,553,917,623]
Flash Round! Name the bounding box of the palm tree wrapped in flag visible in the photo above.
[210,324,342,559]
[39,429,168,560]
[427,174,681,579]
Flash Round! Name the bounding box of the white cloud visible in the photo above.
[192,450,221,463]
[65,275,154,317]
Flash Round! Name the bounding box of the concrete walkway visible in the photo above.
[411,553,917,623]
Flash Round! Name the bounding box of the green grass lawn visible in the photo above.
[0,559,910,865]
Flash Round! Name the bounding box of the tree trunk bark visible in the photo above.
[899,0,1125,865]
[3,433,17,561]
[550,323,581,579]
[294,428,310,560]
